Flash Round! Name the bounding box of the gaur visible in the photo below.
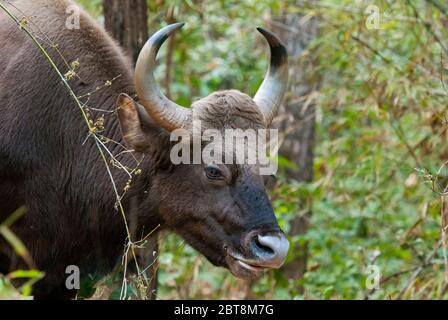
[0,0,290,299]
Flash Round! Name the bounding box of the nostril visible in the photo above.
[255,233,289,261]
[254,236,275,255]
[246,232,290,268]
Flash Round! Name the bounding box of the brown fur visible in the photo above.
[192,90,267,131]
[0,0,283,299]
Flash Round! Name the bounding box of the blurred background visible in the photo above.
[3,0,448,299]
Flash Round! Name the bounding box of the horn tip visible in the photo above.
[256,27,282,48]
[172,22,186,29]
[149,22,186,49]
[165,22,185,34]
[256,27,288,69]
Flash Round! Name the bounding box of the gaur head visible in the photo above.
[117,23,289,279]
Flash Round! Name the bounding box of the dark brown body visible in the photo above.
[0,0,149,298]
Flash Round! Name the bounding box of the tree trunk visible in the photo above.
[103,0,148,65]
[270,10,319,293]
[102,0,158,300]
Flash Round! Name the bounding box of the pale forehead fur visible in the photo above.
[191,90,266,131]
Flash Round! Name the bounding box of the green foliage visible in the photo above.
[0,208,44,299]
[76,0,102,16]
[304,0,448,299]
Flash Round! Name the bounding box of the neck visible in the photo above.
[122,157,163,241]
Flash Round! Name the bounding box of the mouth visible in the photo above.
[236,260,264,272]
[224,248,268,279]
[221,232,289,279]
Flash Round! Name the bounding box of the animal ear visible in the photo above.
[117,93,168,153]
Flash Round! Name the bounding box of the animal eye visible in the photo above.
[205,166,223,180]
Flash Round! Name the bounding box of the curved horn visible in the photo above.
[253,27,289,126]
[135,22,191,132]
